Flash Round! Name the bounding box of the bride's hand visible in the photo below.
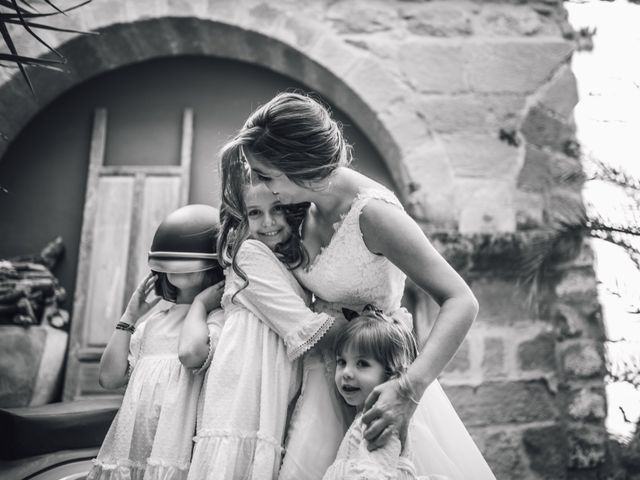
[361,377,418,451]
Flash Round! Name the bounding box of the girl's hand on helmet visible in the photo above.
[123,273,161,324]
[194,281,225,312]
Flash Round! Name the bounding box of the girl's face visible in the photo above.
[166,271,206,290]
[244,184,292,251]
[246,152,308,205]
[335,344,387,411]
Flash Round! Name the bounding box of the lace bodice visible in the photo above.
[295,187,407,314]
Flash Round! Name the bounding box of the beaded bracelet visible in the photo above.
[397,372,421,406]
[115,321,136,334]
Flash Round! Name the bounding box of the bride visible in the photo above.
[220,91,496,480]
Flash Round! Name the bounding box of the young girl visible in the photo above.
[324,306,450,480]
[186,157,334,480]
[88,204,225,480]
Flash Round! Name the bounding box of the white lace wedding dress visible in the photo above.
[278,187,496,480]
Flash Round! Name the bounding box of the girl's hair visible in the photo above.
[218,91,349,294]
[152,268,225,303]
[334,306,419,379]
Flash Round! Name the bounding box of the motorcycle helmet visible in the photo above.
[148,204,220,274]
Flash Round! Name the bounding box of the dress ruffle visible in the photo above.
[88,458,189,480]
[189,431,282,479]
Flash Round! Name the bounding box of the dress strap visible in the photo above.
[342,187,404,228]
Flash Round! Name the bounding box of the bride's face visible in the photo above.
[246,153,308,205]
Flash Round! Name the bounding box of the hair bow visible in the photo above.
[341,304,385,322]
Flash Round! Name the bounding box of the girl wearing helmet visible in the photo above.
[88,204,225,480]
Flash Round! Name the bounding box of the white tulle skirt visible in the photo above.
[279,352,495,480]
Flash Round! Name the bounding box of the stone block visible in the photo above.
[0,327,45,407]
[418,95,487,133]
[60,34,113,81]
[474,4,558,37]
[567,388,606,421]
[327,1,398,34]
[445,380,558,427]
[552,300,602,341]
[282,16,325,51]
[402,138,457,226]
[561,340,604,379]
[122,0,165,22]
[482,337,505,377]
[517,145,552,193]
[568,424,607,469]
[206,0,244,23]
[552,303,586,339]
[555,269,598,302]
[518,331,556,372]
[521,104,575,150]
[307,35,364,79]
[515,190,545,230]
[471,278,533,326]
[381,98,432,153]
[398,41,467,93]
[343,58,409,113]
[444,339,471,373]
[472,428,527,479]
[82,0,130,30]
[417,94,526,134]
[454,178,516,233]
[0,325,68,407]
[168,0,206,16]
[400,4,473,37]
[442,133,523,180]
[523,424,568,479]
[465,40,573,93]
[538,64,579,119]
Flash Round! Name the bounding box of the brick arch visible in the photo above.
[0,14,414,200]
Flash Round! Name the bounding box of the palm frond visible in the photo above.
[11,0,62,58]
[0,0,93,92]
[3,18,93,35]
[0,17,33,92]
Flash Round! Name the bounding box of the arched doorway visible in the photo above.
[0,55,397,400]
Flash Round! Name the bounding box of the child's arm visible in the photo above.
[98,273,161,390]
[233,240,334,361]
[178,281,225,369]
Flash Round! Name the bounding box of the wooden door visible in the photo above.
[63,108,193,400]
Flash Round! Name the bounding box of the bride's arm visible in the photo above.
[359,199,479,450]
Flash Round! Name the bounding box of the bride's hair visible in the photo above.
[233,91,353,186]
[334,306,418,379]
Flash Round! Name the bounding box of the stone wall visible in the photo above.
[0,1,608,478]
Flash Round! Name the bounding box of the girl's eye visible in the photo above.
[272,205,285,215]
[357,360,370,368]
[247,209,261,217]
[336,358,346,367]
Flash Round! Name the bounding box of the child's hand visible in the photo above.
[194,281,225,312]
[122,273,161,324]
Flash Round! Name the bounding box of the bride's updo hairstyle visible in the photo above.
[236,91,353,186]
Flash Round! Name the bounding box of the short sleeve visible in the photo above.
[225,240,334,361]
[191,308,225,375]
